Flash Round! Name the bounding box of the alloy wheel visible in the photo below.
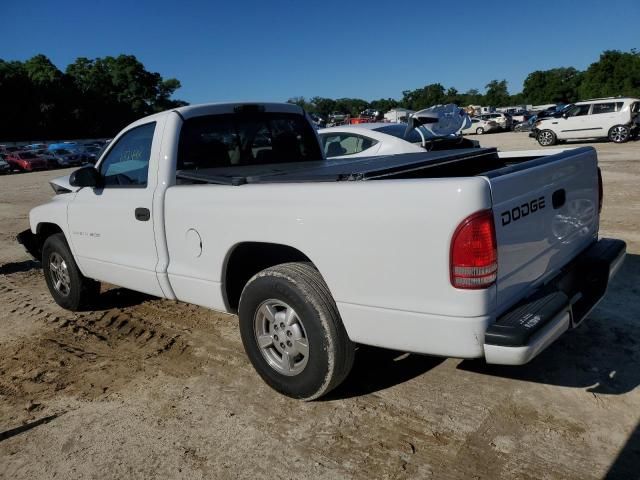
[253,299,309,376]
[49,252,71,296]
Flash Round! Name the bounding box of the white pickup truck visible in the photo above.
[18,102,626,400]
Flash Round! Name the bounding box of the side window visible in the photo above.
[99,122,155,187]
[567,105,591,117]
[592,103,617,114]
[321,134,378,157]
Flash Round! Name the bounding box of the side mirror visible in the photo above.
[69,166,101,188]
[562,113,568,119]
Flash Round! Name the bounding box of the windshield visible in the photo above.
[19,152,38,159]
[373,124,423,143]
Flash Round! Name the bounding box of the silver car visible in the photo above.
[461,117,500,135]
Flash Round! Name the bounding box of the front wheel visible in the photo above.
[609,125,630,143]
[476,127,485,135]
[238,262,354,400]
[537,129,557,146]
[42,233,100,311]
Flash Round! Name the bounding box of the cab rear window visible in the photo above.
[178,112,322,171]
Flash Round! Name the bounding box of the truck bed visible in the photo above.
[176,147,590,185]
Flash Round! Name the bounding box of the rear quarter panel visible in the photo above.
[164,178,495,321]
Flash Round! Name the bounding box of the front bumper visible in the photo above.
[484,238,626,365]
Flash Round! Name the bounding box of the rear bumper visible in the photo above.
[484,238,626,365]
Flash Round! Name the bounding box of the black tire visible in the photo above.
[608,125,630,143]
[537,129,557,146]
[42,233,100,311]
[238,262,354,400]
[476,127,485,135]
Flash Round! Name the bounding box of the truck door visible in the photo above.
[67,121,164,296]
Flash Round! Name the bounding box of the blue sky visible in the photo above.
[1,0,639,104]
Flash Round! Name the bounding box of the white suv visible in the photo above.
[479,112,512,131]
[534,97,640,146]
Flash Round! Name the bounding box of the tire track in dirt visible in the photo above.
[0,274,189,357]
[0,271,197,425]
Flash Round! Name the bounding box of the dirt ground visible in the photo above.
[1,133,639,479]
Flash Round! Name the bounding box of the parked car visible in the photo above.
[18,101,624,401]
[514,122,533,133]
[532,97,640,146]
[25,143,48,151]
[0,154,11,174]
[319,123,478,159]
[328,111,348,123]
[320,124,423,158]
[48,142,80,153]
[81,145,104,164]
[461,117,500,135]
[6,151,48,172]
[479,112,513,130]
[0,145,20,155]
[308,113,326,128]
[510,111,532,124]
[360,108,381,120]
[37,148,83,168]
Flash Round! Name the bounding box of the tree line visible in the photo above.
[289,49,640,118]
[0,54,186,141]
[1,49,638,141]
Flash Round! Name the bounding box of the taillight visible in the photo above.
[597,167,603,214]
[450,210,497,289]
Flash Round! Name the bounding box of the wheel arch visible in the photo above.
[222,242,315,313]
[22,222,65,261]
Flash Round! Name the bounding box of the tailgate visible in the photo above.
[488,147,599,314]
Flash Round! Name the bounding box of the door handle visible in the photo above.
[135,207,150,221]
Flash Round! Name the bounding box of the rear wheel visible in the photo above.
[608,125,630,143]
[238,262,354,400]
[42,233,100,311]
[537,129,557,146]
[476,127,485,135]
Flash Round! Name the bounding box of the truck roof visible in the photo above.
[172,102,304,120]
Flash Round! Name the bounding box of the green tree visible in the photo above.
[309,97,337,117]
[484,80,510,107]
[523,67,582,104]
[462,89,483,106]
[370,97,399,113]
[0,54,186,140]
[401,83,446,110]
[579,50,640,99]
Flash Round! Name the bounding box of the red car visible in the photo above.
[6,151,49,172]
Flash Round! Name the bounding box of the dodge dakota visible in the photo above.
[18,102,626,400]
